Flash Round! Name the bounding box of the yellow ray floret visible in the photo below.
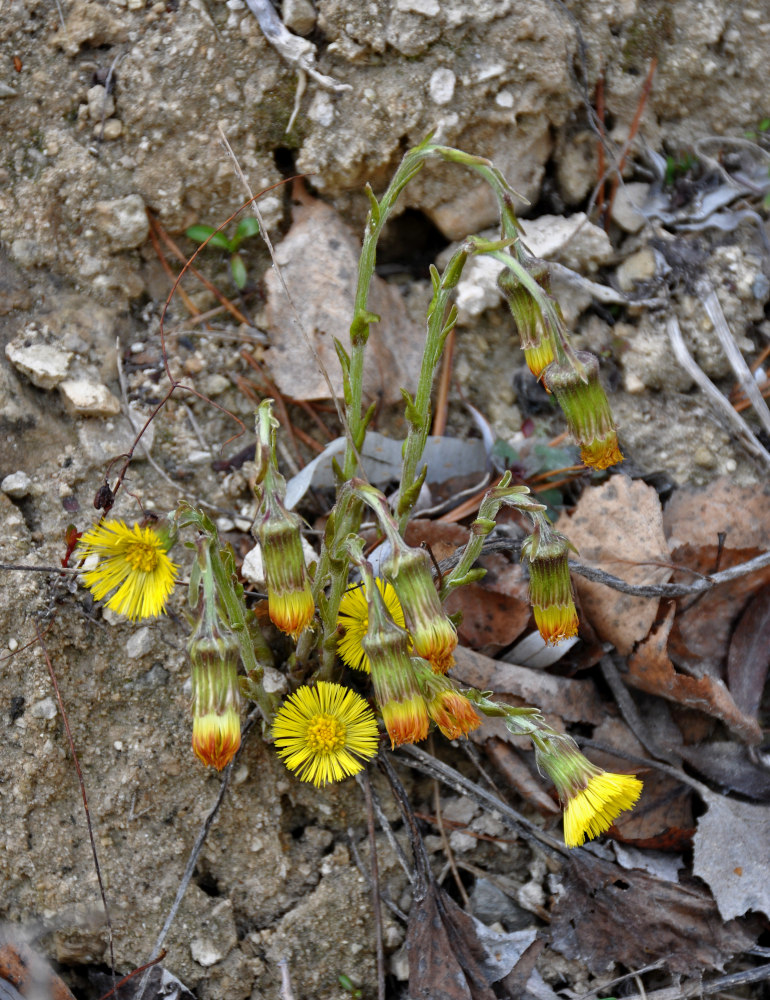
[192,709,242,771]
[272,681,379,786]
[563,771,644,848]
[78,519,178,621]
[337,579,406,672]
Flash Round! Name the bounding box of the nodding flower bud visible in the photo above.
[498,264,557,378]
[383,542,457,674]
[257,502,315,639]
[542,351,623,470]
[362,584,429,749]
[189,629,242,771]
[413,660,481,740]
[521,516,579,645]
[535,737,643,848]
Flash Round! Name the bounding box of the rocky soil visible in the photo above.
[1,1,770,998]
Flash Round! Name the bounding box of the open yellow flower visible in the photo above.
[78,519,178,620]
[272,682,379,786]
[536,738,643,848]
[337,579,406,671]
[563,770,644,848]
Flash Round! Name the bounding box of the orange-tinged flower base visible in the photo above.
[192,709,241,771]
[413,620,458,675]
[429,691,481,740]
[533,602,579,645]
[563,771,643,848]
[580,432,624,471]
[268,584,315,638]
[381,696,429,748]
[525,339,555,379]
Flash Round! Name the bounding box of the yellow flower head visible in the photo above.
[380,695,430,748]
[78,519,178,621]
[193,709,242,771]
[337,579,406,672]
[427,689,481,741]
[272,682,379,787]
[535,738,643,848]
[563,770,644,848]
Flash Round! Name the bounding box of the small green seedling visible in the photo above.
[338,973,363,998]
[185,216,261,289]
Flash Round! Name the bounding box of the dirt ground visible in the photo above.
[1,1,770,998]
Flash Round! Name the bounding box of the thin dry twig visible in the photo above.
[34,624,117,987]
[356,772,386,1000]
[698,277,770,437]
[612,962,770,1000]
[428,736,470,908]
[278,957,297,1000]
[665,314,770,471]
[347,827,408,923]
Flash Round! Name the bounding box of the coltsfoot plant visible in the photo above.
[76,137,639,849]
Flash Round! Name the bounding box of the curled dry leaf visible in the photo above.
[626,604,761,745]
[559,477,672,655]
[726,587,770,720]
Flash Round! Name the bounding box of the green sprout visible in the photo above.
[185,216,261,289]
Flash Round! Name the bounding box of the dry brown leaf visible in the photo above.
[559,477,672,654]
[626,604,761,744]
[452,645,605,724]
[262,199,426,402]
[550,853,757,975]
[663,478,770,550]
[726,587,770,719]
[666,544,770,680]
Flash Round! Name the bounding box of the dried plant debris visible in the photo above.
[549,853,758,976]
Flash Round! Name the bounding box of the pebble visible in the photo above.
[616,247,657,292]
[429,68,456,105]
[611,182,650,233]
[519,213,613,273]
[5,340,73,389]
[31,697,57,720]
[282,0,315,35]
[694,445,717,468]
[469,877,533,930]
[86,84,115,121]
[1,471,32,498]
[93,194,149,250]
[495,89,514,108]
[190,938,223,968]
[101,118,123,140]
[8,638,18,652]
[396,0,439,13]
[126,626,154,659]
[59,379,122,417]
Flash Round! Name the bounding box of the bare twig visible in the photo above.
[356,772,386,1000]
[347,827,408,922]
[366,778,417,886]
[698,278,770,437]
[429,736,469,907]
[34,624,117,988]
[242,0,351,93]
[599,656,680,766]
[278,957,297,1000]
[611,962,770,1000]
[666,315,770,471]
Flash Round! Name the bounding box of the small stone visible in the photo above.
[694,445,717,469]
[448,830,477,853]
[1,471,32,498]
[262,666,288,695]
[31,697,57,720]
[616,247,657,292]
[396,0,439,12]
[442,796,479,826]
[8,638,18,652]
[241,544,265,585]
[59,379,122,417]
[5,341,73,389]
[519,213,613,273]
[611,182,650,233]
[93,194,149,250]
[282,0,315,35]
[126,626,154,659]
[623,372,646,394]
[495,89,514,108]
[390,943,409,981]
[86,84,115,121]
[190,938,224,968]
[203,373,230,397]
[470,877,533,930]
[307,91,334,127]
[429,68,456,105]
[101,118,123,140]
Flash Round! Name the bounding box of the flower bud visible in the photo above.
[521,517,579,645]
[535,738,643,848]
[189,630,242,771]
[413,660,481,740]
[257,501,315,639]
[542,351,623,470]
[498,264,556,378]
[383,542,457,674]
[362,589,429,748]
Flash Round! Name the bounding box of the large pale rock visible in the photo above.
[59,379,122,417]
[5,340,72,389]
[262,199,427,402]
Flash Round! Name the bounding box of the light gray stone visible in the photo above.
[126,626,154,659]
[1,471,32,498]
[92,194,149,250]
[616,246,657,291]
[429,68,456,105]
[518,213,614,273]
[58,379,122,417]
[31,697,57,720]
[86,84,115,121]
[282,0,315,35]
[611,182,650,233]
[5,340,72,389]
